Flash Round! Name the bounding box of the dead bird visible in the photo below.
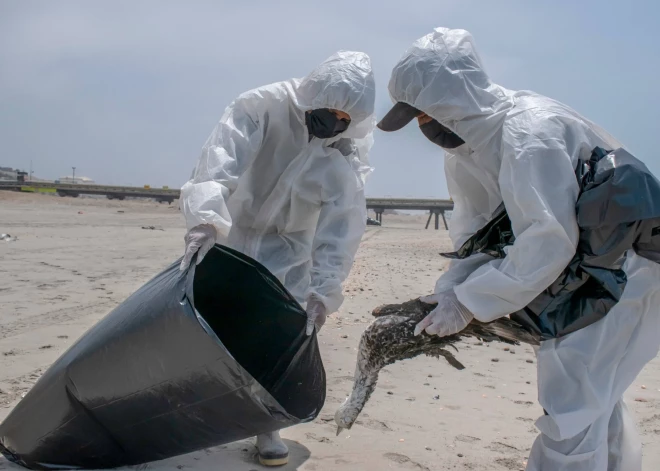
[334,298,538,435]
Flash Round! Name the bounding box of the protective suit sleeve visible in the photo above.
[307,174,366,314]
[444,154,489,249]
[181,98,263,237]
[432,153,493,294]
[434,254,493,294]
[454,142,580,322]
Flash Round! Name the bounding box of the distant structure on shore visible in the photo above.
[56,176,95,184]
[1,165,57,183]
[1,165,98,185]
[0,167,17,181]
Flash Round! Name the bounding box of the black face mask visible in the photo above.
[306,109,351,139]
[419,120,465,149]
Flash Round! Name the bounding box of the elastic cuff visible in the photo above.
[306,291,341,314]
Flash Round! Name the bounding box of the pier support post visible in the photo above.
[425,210,449,230]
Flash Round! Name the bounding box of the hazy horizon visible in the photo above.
[2,1,658,198]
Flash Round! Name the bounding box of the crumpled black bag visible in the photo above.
[442,147,660,341]
[0,245,326,470]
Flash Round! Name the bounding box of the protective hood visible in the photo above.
[297,51,376,142]
[387,28,514,153]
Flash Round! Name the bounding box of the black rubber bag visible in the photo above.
[0,245,326,470]
[442,147,660,341]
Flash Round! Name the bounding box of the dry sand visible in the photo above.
[1,192,659,471]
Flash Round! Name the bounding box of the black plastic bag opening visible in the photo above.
[192,246,326,421]
[0,245,326,470]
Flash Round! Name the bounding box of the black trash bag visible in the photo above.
[442,201,513,260]
[0,245,326,470]
[442,147,660,341]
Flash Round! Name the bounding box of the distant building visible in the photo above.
[0,168,17,181]
[58,176,95,184]
[0,166,52,182]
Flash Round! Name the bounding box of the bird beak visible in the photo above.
[336,426,344,437]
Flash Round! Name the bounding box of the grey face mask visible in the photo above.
[420,120,465,149]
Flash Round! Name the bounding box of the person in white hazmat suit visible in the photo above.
[377,27,660,470]
[179,51,376,466]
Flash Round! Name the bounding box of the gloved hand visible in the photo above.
[414,290,473,337]
[305,297,327,336]
[180,224,217,272]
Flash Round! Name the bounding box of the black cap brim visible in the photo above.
[377,102,421,132]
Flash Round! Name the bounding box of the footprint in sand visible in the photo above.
[640,414,660,435]
[384,453,431,471]
[488,441,520,453]
[455,435,481,443]
[516,416,534,423]
[316,415,335,424]
[641,414,660,426]
[355,418,392,432]
[495,456,525,470]
[305,433,331,444]
[514,400,534,406]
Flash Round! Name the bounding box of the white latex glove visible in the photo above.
[305,298,327,336]
[180,224,217,271]
[414,290,474,337]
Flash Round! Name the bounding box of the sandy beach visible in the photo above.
[1,191,659,471]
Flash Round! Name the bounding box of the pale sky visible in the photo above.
[1,0,658,198]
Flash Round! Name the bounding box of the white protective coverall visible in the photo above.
[387,28,660,470]
[181,51,375,316]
